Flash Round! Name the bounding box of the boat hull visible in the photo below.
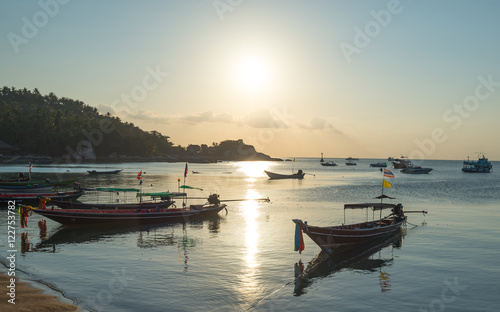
[400,168,433,174]
[49,199,175,210]
[32,204,226,226]
[0,191,84,206]
[87,170,123,174]
[293,217,406,255]
[264,171,305,179]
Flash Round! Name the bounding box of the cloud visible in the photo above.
[298,117,343,134]
[181,111,234,124]
[242,107,291,129]
[98,104,116,115]
[119,107,342,134]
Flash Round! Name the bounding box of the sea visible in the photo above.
[1,158,499,312]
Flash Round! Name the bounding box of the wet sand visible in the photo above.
[1,270,79,312]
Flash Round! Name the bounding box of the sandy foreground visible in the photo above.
[1,269,79,312]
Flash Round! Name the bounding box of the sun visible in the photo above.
[236,55,271,91]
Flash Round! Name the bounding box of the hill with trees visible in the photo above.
[0,87,279,163]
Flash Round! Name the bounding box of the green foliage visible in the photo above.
[0,87,179,158]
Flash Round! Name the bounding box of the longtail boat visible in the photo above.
[293,203,407,255]
[293,168,426,255]
[87,169,123,174]
[49,189,183,210]
[0,190,84,206]
[264,170,306,179]
[22,194,227,226]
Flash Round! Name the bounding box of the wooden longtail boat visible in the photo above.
[264,170,305,179]
[0,190,84,206]
[25,194,227,226]
[293,203,409,255]
[87,169,123,174]
[48,189,182,210]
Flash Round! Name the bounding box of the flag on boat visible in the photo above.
[137,171,142,180]
[383,179,392,188]
[383,169,394,178]
[184,162,188,178]
[29,162,33,173]
[294,223,305,254]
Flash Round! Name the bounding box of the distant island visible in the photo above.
[0,87,281,164]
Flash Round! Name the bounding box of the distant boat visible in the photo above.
[391,156,413,169]
[346,157,359,161]
[462,154,493,173]
[264,170,305,179]
[345,161,357,166]
[400,166,433,174]
[320,153,324,162]
[370,162,387,168]
[321,161,337,167]
[87,169,123,174]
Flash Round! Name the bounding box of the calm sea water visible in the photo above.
[1,158,499,312]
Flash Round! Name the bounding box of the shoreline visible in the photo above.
[0,268,79,312]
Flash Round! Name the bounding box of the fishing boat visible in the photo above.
[0,190,84,206]
[400,166,433,174]
[23,194,227,226]
[345,161,357,166]
[293,203,407,255]
[370,162,387,168]
[462,154,493,173]
[87,169,123,174]
[321,161,337,167]
[264,170,305,179]
[49,189,181,210]
[391,156,413,169]
[293,168,426,255]
[0,184,54,193]
[0,176,80,187]
[346,157,359,161]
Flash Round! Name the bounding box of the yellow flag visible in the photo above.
[383,180,392,188]
[293,158,296,162]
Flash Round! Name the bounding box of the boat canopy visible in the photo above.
[374,195,396,199]
[96,188,140,192]
[137,192,187,198]
[344,203,396,210]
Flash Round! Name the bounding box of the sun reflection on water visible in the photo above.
[236,161,272,180]
[238,188,263,306]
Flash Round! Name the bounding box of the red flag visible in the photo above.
[137,171,142,180]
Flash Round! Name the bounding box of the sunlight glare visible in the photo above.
[236,55,271,91]
[237,161,272,179]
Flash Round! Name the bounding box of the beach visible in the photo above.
[1,269,78,312]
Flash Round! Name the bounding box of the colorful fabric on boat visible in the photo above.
[383,169,394,178]
[19,205,30,228]
[294,223,305,254]
[137,171,142,180]
[383,179,392,188]
[29,161,33,173]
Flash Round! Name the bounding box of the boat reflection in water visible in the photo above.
[24,217,222,254]
[294,231,404,296]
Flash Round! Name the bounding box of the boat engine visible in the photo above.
[392,203,404,220]
[207,194,220,206]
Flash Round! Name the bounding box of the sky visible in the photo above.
[1,0,500,160]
